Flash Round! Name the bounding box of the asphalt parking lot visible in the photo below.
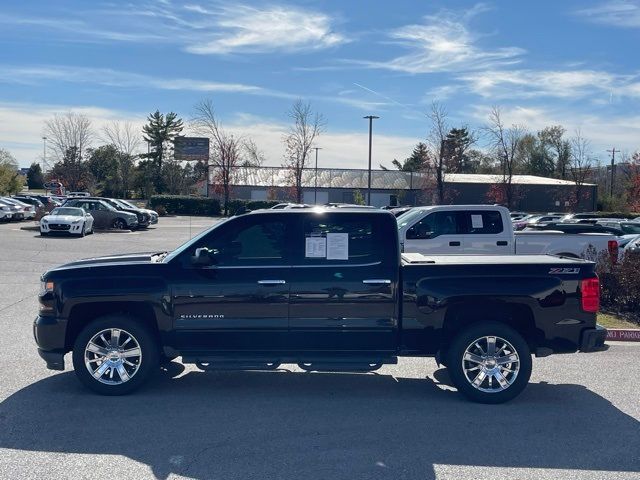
[0,216,639,480]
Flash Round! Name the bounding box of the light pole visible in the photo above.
[607,147,619,197]
[313,147,322,204]
[42,136,47,173]
[363,115,379,206]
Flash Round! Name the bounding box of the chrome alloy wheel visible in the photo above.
[84,328,142,385]
[461,335,520,393]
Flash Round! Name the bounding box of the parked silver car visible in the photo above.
[63,199,138,230]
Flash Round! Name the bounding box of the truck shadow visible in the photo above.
[0,366,638,479]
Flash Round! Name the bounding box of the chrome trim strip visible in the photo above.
[362,279,392,284]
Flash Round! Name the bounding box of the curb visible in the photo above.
[606,329,640,342]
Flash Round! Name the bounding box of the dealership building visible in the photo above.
[208,166,597,212]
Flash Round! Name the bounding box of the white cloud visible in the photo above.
[183,4,347,54]
[0,64,393,112]
[458,69,620,99]
[354,4,524,73]
[469,104,640,160]
[575,1,640,28]
[0,65,261,93]
[0,3,348,55]
[0,102,416,169]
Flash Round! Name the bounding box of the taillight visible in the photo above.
[580,277,600,312]
[608,240,619,265]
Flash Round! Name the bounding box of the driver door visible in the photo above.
[403,211,465,255]
[172,214,293,353]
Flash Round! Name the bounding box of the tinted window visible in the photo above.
[406,211,461,238]
[463,211,504,234]
[303,216,382,264]
[196,218,288,266]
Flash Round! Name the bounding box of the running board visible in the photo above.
[183,355,397,373]
[183,356,282,371]
[298,356,397,373]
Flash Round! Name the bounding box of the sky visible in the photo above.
[1,0,640,169]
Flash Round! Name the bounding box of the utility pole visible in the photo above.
[313,147,322,204]
[363,115,379,206]
[607,147,619,197]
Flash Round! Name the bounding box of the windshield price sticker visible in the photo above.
[471,214,484,229]
[326,233,349,260]
[305,236,327,258]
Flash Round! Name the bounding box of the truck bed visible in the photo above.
[401,252,588,265]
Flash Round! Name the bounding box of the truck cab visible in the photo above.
[397,205,514,255]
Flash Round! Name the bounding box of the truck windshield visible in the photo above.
[621,223,640,234]
[397,208,429,230]
[162,217,231,263]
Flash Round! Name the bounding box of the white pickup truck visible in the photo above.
[397,205,619,261]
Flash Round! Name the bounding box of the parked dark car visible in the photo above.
[34,209,606,403]
[64,197,150,228]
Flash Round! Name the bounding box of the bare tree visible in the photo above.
[192,99,244,215]
[101,120,141,157]
[242,139,266,167]
[569,130,594,209]
[484,106,526,208]
[44,112,94,162]
[424,102,449,204]
[282,100,325,203]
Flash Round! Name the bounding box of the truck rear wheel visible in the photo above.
[446,322,532,404]
[72,315,159,395]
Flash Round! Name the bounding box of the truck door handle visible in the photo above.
[257,280,286,285]
[497,241,508,246]
[449,241,461,246]
[362,279,391,284]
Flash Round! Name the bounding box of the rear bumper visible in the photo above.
[580,324,608,352]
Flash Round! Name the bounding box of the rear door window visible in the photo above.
[301,214,387,265]
[461,211,504,234]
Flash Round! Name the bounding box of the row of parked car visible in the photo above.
[40,197,159,237]
[0,192,159,237]
[509,210,640,257]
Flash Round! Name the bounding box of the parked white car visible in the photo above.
[1,197,36,219]
[40,207,94,237]
[397,205,620,261]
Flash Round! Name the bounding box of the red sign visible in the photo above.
[606,329,640,342]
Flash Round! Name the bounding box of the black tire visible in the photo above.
[40,231,48,236]
[72,314,159,395]
[112,218,127,230]
[79,225,86,237]
[446,322,532,404]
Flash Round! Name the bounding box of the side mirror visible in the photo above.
[192,247,215,267]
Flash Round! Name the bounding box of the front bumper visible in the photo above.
[34,315,67,370]
[580,324,608,352]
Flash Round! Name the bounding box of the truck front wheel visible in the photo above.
[446,322,532,404]
[72,315,159,395]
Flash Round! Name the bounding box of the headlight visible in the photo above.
[40,280,54,294]
[73,219,82,224]
[42,218,48,223]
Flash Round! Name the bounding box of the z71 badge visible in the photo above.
[549,267,580,274]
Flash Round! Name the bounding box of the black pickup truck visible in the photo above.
[34,208,607,403]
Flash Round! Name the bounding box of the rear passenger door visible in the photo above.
[460,210,511,254]
[403,211,466,254]
[288,213,398,353]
